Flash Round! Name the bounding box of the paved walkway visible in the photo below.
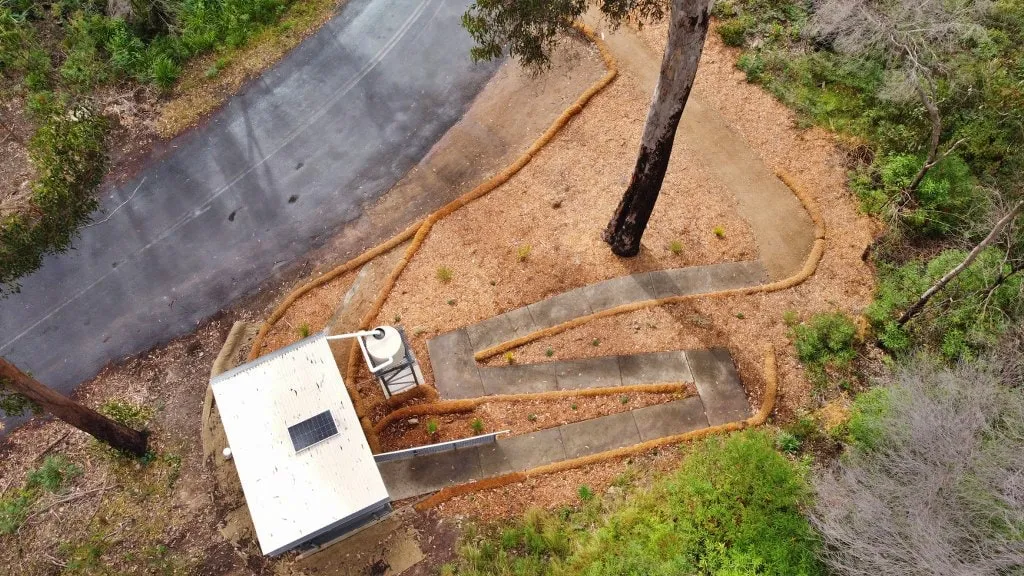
[380,348,748,500]
[380,261,763,499]
[428,260,766,398]
[380,17,820,502]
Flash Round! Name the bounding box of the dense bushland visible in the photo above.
[716,0,1024,361]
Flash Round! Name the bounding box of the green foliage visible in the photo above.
[866,248,1024,360]
[776,430,802,454]
[852,153,983,237]
[471,418,484,434]
[451,431,822,576]
[0,455,82,534]
[576,485,594,502]
[297,322,310,338]
[713,225,726,238]
[99,400,153,429]
[27,455,83,493]
[717,16,752,47]
[792,312,858,384]
[845,386,892,450]
[149,54,180,91]
[0,491,32,534]
[668,239,683,255]
[462,0,665,68]
[426,419,439,436]
[783,309,800,327]
[0,376,41,416]
[2,99,107,295]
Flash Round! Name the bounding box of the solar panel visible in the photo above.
[288,411,338,452]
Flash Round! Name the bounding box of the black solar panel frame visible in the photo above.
[288,410,338,452]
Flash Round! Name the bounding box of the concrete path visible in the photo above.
[383,262,763,500]
[0,0,499,419]
[583,12,815,281]
[428,261,767,399]
[379,348,749,500]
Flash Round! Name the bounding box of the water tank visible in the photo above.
[364,326,404,368]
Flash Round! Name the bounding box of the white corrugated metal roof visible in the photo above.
[211,333,388,556]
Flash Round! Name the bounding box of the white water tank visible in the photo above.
[364,326,404,368]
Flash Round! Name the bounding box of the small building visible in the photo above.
[211,333,390,556]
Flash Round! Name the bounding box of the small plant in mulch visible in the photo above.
[591,338,601,347]
[297,323,310,338]
[504,351,516,364]
[571,403,578,411]
[713,226,726,239]
[668,240,684,255]
[426,420,439,437]
[471,418,484,434]
[393,314,401,323]
[545,347,555,357]
[620,395,630,405]
[527,413,538,422]
[783,310,800,327]
[447,299,457,306]
[516,244,532,262]
[577,485,594,501]
[776,430,802,454]
[436,266,454,283]
[735,312,746,319]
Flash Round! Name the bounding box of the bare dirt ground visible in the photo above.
[1,19,877,576]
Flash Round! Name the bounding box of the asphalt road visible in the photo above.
[0,0,499,429]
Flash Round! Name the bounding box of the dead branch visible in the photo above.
[898,200,1024,326]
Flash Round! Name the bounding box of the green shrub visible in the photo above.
[27,455,82,492]
[451,431,822,576]
[471,418,484,434]
[776,430,802,453]
[149,53,180,91]
[852,153,983,237]
[866,248,1024,361]
[99,400,153,429]
[0,455,83,534]
[737,51,765,82]
[0,491,32,535]
[576,485,594,502]
[717,16,751,47]
[566,431,821,575]
[792,312,858,384]
[845,386,892,450]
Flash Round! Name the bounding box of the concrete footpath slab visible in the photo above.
[686,348,750,425]
[559,411,641,459]
[427,330,483,399]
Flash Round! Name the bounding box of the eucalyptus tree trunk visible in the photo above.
[603,0,711,256]
[0,358,149,456]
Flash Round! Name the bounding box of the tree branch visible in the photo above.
[898,200,1024,326]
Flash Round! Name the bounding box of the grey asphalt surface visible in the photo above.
[0,0,499,430]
